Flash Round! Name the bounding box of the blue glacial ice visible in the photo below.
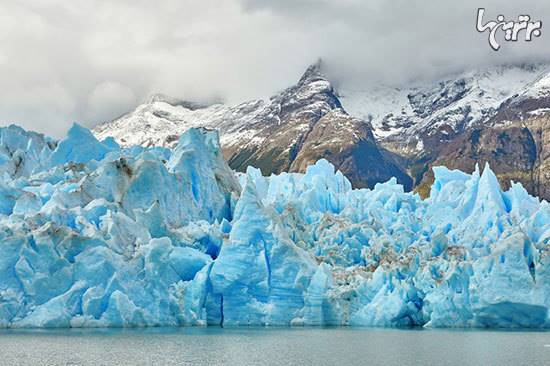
[0,123,549,328]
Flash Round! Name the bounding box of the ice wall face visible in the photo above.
[0,124,240,327]
[0,124,549,328]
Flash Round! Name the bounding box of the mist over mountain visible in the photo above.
[2,1,550,137]
[94,60,550,200]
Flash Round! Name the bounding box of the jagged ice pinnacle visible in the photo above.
[0,123,549,328]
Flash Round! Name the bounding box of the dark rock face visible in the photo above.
[289,109,412,190]
[226,62,342,173]
[224,62,412,190]
[416,125,538,196]
[96,61,412,190]
[96,61,550,199]
[415,86,550,200]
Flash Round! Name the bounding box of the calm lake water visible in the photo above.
[0,327,549,366]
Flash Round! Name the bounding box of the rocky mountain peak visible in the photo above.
[297,59,326,85]
[265,60,341,123]
[94,61,411,190]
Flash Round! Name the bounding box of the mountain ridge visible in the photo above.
[95,61,413,190]
[94,61,550,199]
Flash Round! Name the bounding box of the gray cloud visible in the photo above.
[1,0,549,137]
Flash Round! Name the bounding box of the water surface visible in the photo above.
[0,327,549,366]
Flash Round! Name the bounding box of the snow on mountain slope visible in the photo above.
[94,62,550,196]
[96,63,550,158]
[338,64,550,144]
[94,93,266,149]
[95,63,412,190]
[422,62,550,201]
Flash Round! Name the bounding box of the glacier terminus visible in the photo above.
[0,123,549,328]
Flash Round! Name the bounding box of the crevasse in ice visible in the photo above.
[0,123,549,328]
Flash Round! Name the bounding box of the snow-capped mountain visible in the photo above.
[338,63,550,154]
[94,61,550,199]
[424,65,550,200]
[94,93,259,148]
[95,62,412,190]
[338,62,550,200]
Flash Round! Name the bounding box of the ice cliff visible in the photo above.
[0,123,549,328]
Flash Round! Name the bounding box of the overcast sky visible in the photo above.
[1,0,550,137]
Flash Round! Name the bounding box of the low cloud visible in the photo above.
[1,0,549,137]
[86,81,137,122]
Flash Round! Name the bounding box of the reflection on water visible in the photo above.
[0,327,549,366]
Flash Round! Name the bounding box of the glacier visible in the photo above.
[0,123,549,328]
